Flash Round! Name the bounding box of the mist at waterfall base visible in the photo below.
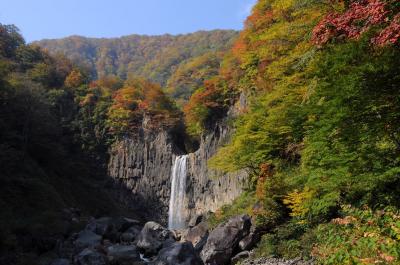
[168,155,189,230]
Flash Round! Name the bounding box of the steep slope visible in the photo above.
[0,24,141,264]
[182,0,400,263]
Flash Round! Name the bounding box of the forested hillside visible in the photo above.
[183,0,400,263]
[35,31,238,104]
[0,24,185,263]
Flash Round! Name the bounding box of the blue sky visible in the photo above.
[1,0,257,42]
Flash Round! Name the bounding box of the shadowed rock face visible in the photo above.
[200,215,252,265]
[108,130,178,224]
[151,242,204,265]
[108,113,247,226]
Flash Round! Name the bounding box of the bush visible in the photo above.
[313,206,400,265]
[253,221,317,260]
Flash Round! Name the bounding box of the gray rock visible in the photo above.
[74,230,102,251]
[231,251,250,265]
[120,232,135,244]
[108,113,248,224]
[200,215,252,265]
[75,248,107,265]
[188,215,204,228]
[86,217,113,236]
[86,217,141,241]
[50,258,71,265]
[183,222,209,252]
[239,232,261,251]
[137,221,175,257]
[107,244,141,264]
[151,242,203,265]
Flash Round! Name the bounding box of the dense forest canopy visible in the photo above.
[0,23,142,262]
[35,31,238,103]
[183,0,400,263]
[0,23,192,262]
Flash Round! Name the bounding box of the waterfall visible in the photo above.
[168,155,188,229]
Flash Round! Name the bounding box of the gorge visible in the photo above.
[2,0,400,264]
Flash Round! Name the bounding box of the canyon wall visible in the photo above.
[108,107,247,226]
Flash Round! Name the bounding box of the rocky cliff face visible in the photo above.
[108,110,247,226]
[184,123,247,219]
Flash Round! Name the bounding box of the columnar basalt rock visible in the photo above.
[185,123,247,220]
[108,103,247,227]
[108,129,179,224]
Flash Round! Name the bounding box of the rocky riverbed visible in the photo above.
[42,212,313,265]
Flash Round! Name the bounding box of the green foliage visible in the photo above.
[184,77,236,136]
[301,39,400,220]
[314,206,400,264]
[207,191,257,229]
[209,0,400,222]
[35,31,238,102]
[254,222,317,260]
[202,0,400,263]
[166,51,224,106]
[0,24,133,262]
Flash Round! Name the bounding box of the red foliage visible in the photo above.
[372,14,400,46]
[312,0,390,46]
[245,10,274,30]
[232,32,248,59]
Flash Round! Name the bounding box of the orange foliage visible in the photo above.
[256,163,275,200]
[107,78,179,136]
[64,69,85,88]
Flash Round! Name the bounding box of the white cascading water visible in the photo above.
[168,155,188,229]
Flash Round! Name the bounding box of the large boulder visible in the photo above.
[86,217,141,242]
[151,242,204,265]
[239,222,268,251]
[200,215,251,265]
[75,248,107,265]
[120,226,141,244]
[231,251,250,265]
[136,221,175,257]
[86,217,113,236]
[238,232,260,251]
[107,245,141,264]
[183,222,209,252]
[74,230,102,251]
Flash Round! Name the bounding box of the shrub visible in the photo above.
[313,206,400,264]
